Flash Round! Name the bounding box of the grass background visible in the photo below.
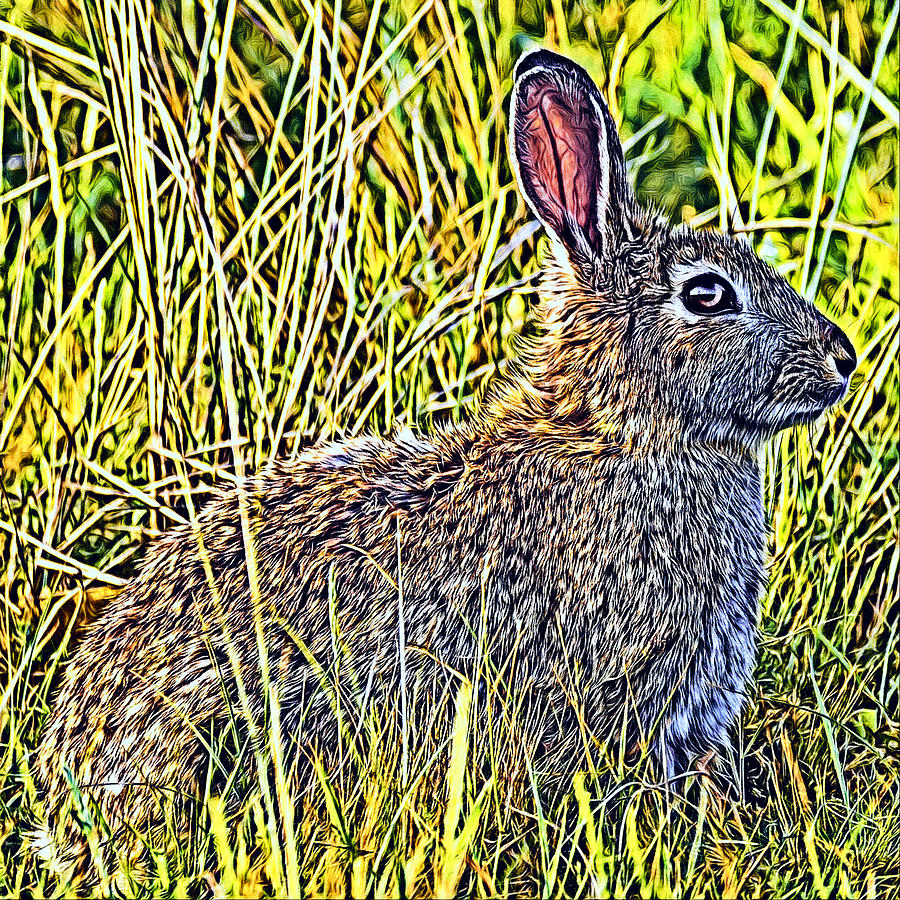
[0,0,897,895]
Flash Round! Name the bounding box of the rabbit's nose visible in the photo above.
[824,323,856,380]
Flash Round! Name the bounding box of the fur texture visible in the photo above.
[32,49,855,872]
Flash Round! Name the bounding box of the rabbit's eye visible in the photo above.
[681,274,739,315]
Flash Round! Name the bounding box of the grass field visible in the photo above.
[0,0,898,895]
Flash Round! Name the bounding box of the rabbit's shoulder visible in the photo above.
[263,428,471,516]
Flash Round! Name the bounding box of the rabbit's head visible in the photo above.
[508,49,855,452]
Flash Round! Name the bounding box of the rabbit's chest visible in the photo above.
[560,453,765,605]
[540,453,765,748]
[640,462,766,754]
[663,564,761,753]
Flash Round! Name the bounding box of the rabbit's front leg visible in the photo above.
[655,729,718,792]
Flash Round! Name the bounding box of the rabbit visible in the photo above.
[31,48,856,876]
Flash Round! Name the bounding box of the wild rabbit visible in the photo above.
[33,48,855,872]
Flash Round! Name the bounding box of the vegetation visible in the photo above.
[0,0,897,895]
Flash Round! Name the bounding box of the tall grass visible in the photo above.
[0,0,897,895]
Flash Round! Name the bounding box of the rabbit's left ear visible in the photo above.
[510,50,636,260]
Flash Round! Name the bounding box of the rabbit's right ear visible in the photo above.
[510,50,635,261]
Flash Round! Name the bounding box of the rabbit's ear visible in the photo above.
[510,50,635,258]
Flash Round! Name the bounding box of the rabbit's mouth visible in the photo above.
[763,366,851,427]
[772,387,847,428]
[801,376,851,414]
[785,404,833,425]
[742,385,846,436]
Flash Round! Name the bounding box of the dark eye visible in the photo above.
[681,274,739,315]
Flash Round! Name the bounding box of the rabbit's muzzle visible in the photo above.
[771,316,856,425]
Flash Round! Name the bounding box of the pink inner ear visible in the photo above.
[519,81,600,247]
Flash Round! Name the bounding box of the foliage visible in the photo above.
[0,0,897,894]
